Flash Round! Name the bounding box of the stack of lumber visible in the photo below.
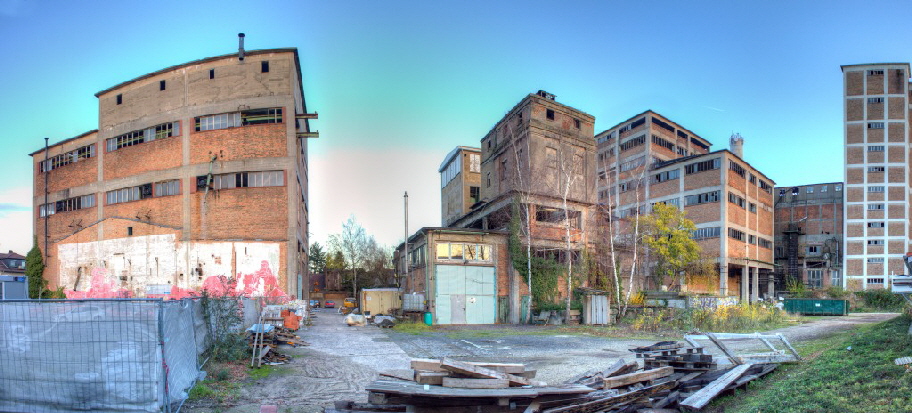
[631,342,717,373]
[254,346,291,366]
[401,358,539,388]
[247,325,310,349]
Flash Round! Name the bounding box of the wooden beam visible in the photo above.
[379,369,416,382]
[411,358,445,372]
[415,371,449,385]
[542,381,677,413]
[602,366,673,389]
[470,362,526,374]
[440,358,530,386]
[442,378,510,389]
[679,364,751,410]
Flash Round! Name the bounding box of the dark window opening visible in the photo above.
[235,172,249,188]
[535,207,581,228]
[546,109,555,120]
[261,61,269,73]
[127,227,133,236]
[116,94,122,105]
[160,80,166,91]
[209,69,215,79]
[139,183,153,199]
[470,186,480,204]
[574,119,581,129]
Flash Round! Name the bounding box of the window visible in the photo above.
[791,187,799,195]
[808,270,823,289]
[469,154,481,173]
[749,202,757,213]
[868,278,885,284]
[470,186,480,203]
[436,242,491,261]
[868,222,885,228]
[546,109,555,120]
[835,185,842,191]
[728,192,745,208]
[155,180,180,197]
[868,97,884,104]
[807,186,814,193]
[652,135,674,151]
[619,182,631,193]
[821,185,828,192]
[440,156,462,188]
[159,80,166,91]
[685,158,721,174]
[619,135,646,152]
[691,227,720,240]
[778,189,786,196]
[868,123,884,129]
[759,180,773,194]
[807,246,819,254]
[868,166,885,172]
[209,69,215,79]
[728,227,745,242]
[106,186,142,205]
[868,145,885,152]
[868,186,885,193]
[212,171,284,189]
[195,108,282,131]
[867,258,884,263]
[676,146,688,156]
[652,198,680,208]
[106,121,180,152]
[39,194,96,217]
[748,235,756,245]
[758,238,773,249]
[261,61,269,73]
[116,94,122,105]
[867,239,885,245]
[536,207,582,228]
[40,144,96,172]
[127,227,133,236]
[729,161,745,177]
[500,158,507,181]
[618,118,644,133]
[574,119,580,129]
[653,169,680,183]
[619,156,645,172]
[486,172,491,187]
[868,203,885,210]
[868,70,884,75]
[685,190,721,206]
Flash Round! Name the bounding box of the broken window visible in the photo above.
[160,80,166,91]
[728,228,745,242]
[155,180,180,197]
[729,161,745,177]
[212,171,284,189]
[684,190,720,206]
[535,207,581,228]
[116,94,122,105]
[470,186,480,204]
[619,135,646,152]
[261,61,269,73]
[684,158,720,174]
[195,108,283,131]
[546,109,555,120]
[209,69,215,79]
[652,135,674,151]
[106,121,180,152]
[574,119,581,129]
[40,144,96,172]
[40,194,95,217]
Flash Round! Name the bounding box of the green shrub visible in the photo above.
[823,286,849,299]
[630,303,791,333]
[855,289,906,312]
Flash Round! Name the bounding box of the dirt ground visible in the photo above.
[182,310,897,412]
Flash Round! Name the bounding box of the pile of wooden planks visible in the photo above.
[392,358,539,388]
[247,325,310,349]
[632,342,717,373]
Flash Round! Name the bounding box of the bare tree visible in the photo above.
[506,120,536,323]
[328,215,368,302]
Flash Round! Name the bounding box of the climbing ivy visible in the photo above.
[508,204,561,309]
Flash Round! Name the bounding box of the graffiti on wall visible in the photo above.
[58,234,286,300]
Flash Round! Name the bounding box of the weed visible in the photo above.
[249,365,291,380]
[392,321,436,334]
[854,289,906,312]
[188,382,215,400]
[628,303,796,333]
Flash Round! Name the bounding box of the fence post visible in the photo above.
[158,300,171,413]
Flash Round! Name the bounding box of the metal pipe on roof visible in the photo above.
[238,33,246,61]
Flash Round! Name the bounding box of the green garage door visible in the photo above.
[435,265,496,324]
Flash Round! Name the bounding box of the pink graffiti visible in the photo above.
[65,268,133,299]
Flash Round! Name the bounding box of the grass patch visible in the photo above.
[710,315,912,413]
[248,365,292,380]
[392,321,436,334]
[626,304,802,334]
[187,379,240,403]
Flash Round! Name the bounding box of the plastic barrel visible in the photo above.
[423,312,433,325]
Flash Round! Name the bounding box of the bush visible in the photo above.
[630,303,790,333]
[823,286,849,299]
[855,289,906,312]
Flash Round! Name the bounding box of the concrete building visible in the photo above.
[773,183,844,289]
[440,146,481,226]
[395,227,510,324]
[31,43,316,299]
[841,63,910,290]
[596,112,776,301]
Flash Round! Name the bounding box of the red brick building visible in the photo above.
[31,46,316,299]
[773,183,844,289]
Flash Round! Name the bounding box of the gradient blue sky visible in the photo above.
[1,0,911,254]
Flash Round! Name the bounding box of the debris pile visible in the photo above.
[335,333,801,412]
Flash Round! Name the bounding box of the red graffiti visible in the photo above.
[65,268,133,299]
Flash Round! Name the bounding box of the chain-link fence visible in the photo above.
[0,297,264,412]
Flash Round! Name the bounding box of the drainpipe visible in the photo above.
[43,137,49,299]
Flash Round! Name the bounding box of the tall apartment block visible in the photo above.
[841,64,909,290]
[773,183,844,288]
[31,43,316,299]
[596,111,776,301]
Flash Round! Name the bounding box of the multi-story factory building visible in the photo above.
[841,63,910,290]
[773,183,844,289]
[31,42,316,299]
[596,112,776,301]
[440,146,482,227]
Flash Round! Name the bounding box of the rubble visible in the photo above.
[336,335,797,413]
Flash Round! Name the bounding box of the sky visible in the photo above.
[1,0,912,255]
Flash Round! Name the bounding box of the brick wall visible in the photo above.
[190,123,286,164]
[104,136,183,180]
[846,72,863,96]
[189,187,288,240]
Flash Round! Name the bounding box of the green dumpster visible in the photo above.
[783,298,849,316]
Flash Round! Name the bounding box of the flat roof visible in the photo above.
[653,149,775,184]
[482,92,595,141]
[397,226,509,250]
[439,146,481,172]
[597,110,712,148]
[95,48,299,97]
[840,62,910,71]
[774,182,843,189]
[29,129,98,156]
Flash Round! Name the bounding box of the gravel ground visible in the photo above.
[183,310,898,412]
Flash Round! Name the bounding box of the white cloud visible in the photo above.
[309,147,443,250]
[0,185,33,254]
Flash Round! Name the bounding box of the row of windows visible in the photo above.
[205,171,285,190]
[868,166,885,172]
[779,184,842,196]
[195,107,283,132]
[684,190,720,206]
[868,145,884,152]
[729,227,745,241]
[40,144,96,172]
[39,194,96,217]
[652,135,674,151]
[114,61,272,105]
[867,239,885,245]
[619,156,645,172]
[619,135,646,152]
[436,242,492,261]
[653,169,680,183]
[868,203,885,210]
[868,222,886,228]
[758,238,772,249]
[868,186,885,193]
[729,161,745,177]
[692,226,720,240]
[868,122,884,129]
[728,192,745,208]
[685,158,720,175]
[106,122,180,152]
[652,198,680,208]
[618,118,645,134]
[868,97,884,104]
[441,156,462,188]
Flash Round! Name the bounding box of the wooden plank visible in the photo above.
[686,332,783,341]
[679,364,751,410]
[442,378,509,389]
[604,359,638,378]
[440,358,530,386]
[379,369,416,382]
[470,362,526,374]
[602,366,673,389]
[734,354,799,364]
[541,381,676,413]
[705,333,740,365]
[415,371,449,385]
[520,369,537,379]
[365,380,592,398]
[410,358,445,372]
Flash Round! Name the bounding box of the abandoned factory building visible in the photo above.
[773,182,844,289]
[31,45,316,299]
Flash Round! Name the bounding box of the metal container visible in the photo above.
[402,293,425,312]
[783,298,849,316]
[423,311,433,325]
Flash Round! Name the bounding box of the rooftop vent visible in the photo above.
[536,90,556,100]
[238,33,246,61]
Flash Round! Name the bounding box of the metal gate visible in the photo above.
[435,265,496,324]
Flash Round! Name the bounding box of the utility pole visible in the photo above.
[403,191,409,288]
